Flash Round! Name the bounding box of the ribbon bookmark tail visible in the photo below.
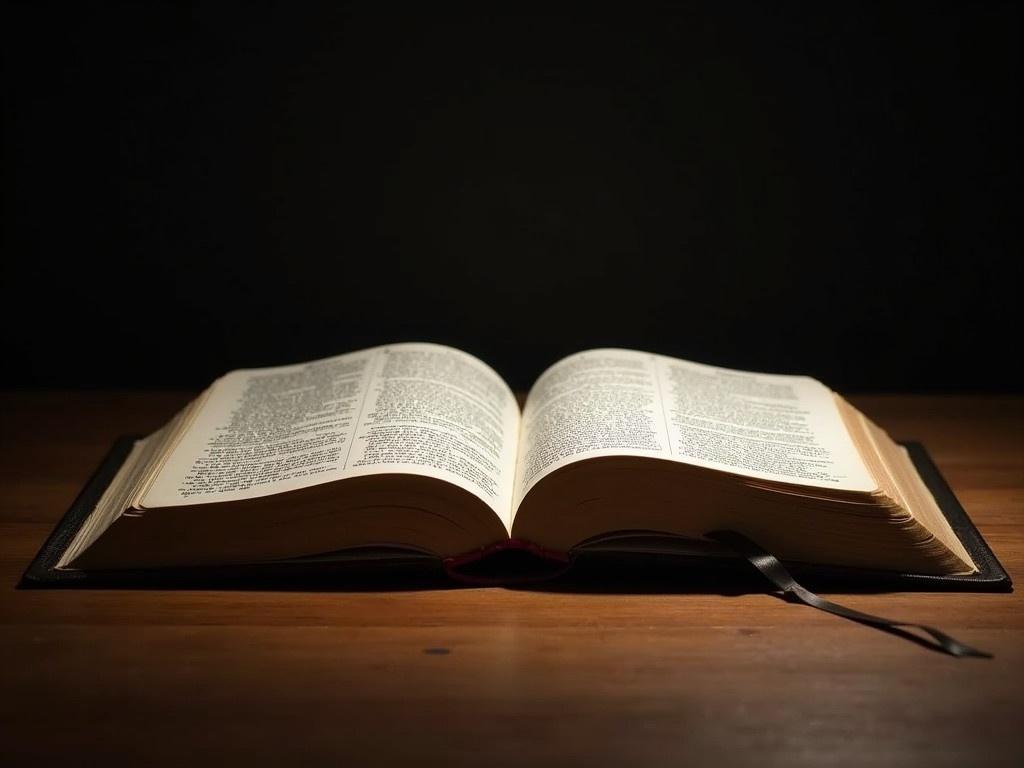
[706,530,992,659]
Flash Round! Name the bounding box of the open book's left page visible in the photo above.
[141,343,520,532]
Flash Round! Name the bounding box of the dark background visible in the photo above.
[3,2,1020,392]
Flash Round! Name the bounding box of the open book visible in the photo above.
[51,342,991,582]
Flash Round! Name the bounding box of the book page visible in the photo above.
[143,343,520,531]
[513,349,876,509]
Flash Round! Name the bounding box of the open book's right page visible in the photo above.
[513,349,876,509]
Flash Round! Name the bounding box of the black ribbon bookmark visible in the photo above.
[706,530,992,659]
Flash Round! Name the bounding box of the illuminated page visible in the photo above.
[143,343,520,531]
[513,349,876,509]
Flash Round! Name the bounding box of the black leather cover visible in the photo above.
[19,437,1012,591]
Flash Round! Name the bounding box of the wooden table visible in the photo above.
[2,392,1021,767]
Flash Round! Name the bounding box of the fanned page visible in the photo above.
[142,343,521,532]
[513,349,876,509]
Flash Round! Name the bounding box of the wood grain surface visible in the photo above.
[1,392,1021,767]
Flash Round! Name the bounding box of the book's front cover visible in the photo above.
[20,437,1011,592]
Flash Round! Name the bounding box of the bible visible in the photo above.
[25,343,1008,590]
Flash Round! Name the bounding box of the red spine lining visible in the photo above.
[443,539,570,585]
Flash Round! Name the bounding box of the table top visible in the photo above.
[2,391,1022,767]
